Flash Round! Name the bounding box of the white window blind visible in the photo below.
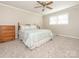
[49,14,69,25]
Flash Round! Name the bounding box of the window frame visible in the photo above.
[49,13,69,25]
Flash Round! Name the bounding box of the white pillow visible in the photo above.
[20,25,29,30]
[30,25,37,29]
[20,25,37,30]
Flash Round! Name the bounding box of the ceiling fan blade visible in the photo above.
[37,1,43,6]
[46,1,53,5]
[34,6,42,8]
[46,6,52,9]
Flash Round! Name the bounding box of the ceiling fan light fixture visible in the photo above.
[34,1,53,12]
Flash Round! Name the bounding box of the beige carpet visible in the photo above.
[0,35,79,58]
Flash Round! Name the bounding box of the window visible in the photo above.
[49,16,57,24]
[49,14,69,25]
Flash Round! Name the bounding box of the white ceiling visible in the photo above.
[0,1,79,15]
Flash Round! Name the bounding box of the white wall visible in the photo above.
[0,3,43,38]
[43,5,79,39]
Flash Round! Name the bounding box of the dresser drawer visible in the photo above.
[1,31,15,34]
[0,26,15,30]
[1,34,15,37]
[0,36,15,42]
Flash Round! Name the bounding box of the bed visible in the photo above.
[18,23,53,49]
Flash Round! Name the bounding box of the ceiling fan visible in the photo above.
[34,1,53,11]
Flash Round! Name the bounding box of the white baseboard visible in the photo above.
[56,34,79,39]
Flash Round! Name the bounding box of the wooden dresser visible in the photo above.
[0,25,15,42]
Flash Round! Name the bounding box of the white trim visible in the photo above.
[56,34,79,39]
[0,3,42,16]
